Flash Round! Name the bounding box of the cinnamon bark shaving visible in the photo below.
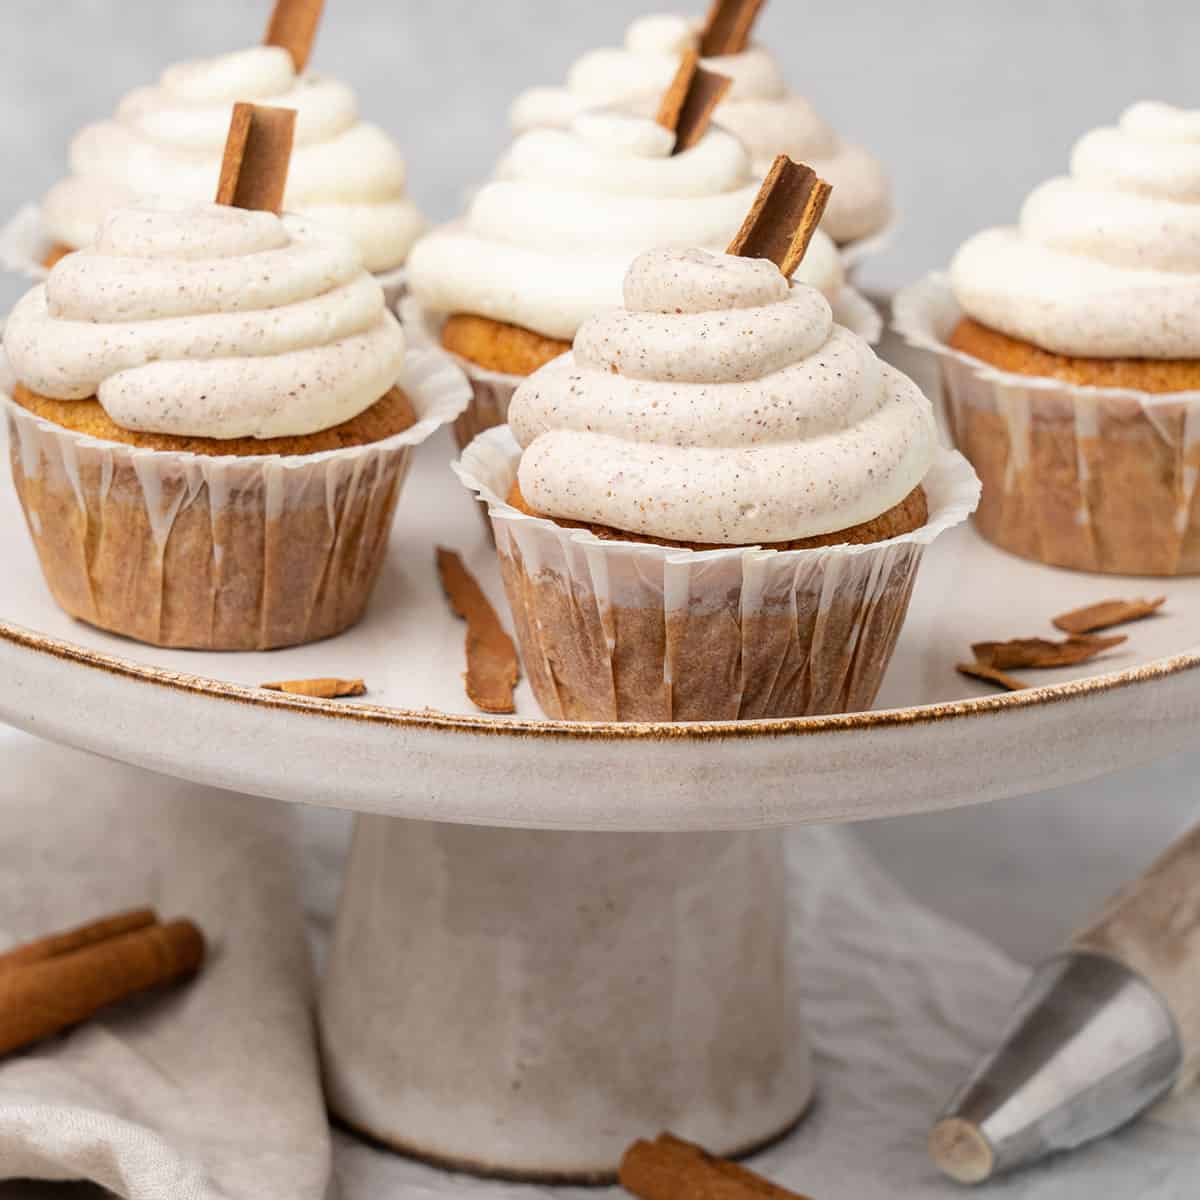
[621,1133,813,1200]
[264,0,325,72]
[656,50,732,154]
[971,635,1127,671]
[436,547,520,714]
[957,662,1029,692]
[261,678,367,699]
[727,155,832,278]
[215,103,297,214]
[699,0,769,56]
[1052,597,1167,636]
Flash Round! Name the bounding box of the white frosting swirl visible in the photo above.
[508,13,890,244]
[407,111,843,343]
[951,102,1200,359]
[4,203,407,440]
[509,249,934,544]
[41,46,426,272]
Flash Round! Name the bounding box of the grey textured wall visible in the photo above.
[3,0,1198,315]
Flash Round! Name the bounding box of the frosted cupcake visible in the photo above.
[509,10,892,251]
[896,102,1200,577]
[2,203,466,650]
[28,44,424,285]
[456,246,977,721]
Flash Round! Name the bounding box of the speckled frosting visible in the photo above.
[509,13,891,244]
[3,203,407,440]
[951,101,1200,359]
[41,46,425,272]
[509,248,934,544]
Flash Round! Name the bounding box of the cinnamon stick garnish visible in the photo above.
[1052,596,1167,636]
[699,0,768,57]
[0,908,157,973]
[215,102,297,214]
[621,1133,813,1200]
[727,156,832,278]
[656,50,733,154]
[261,678,367,699]
[436,547,520,714]
[0,919,205,1058]
[264,0,325,73]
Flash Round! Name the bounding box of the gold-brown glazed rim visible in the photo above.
[4,618,1197,742]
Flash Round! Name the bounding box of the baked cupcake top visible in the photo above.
[4,202,406,440]
[951,102,1200,360]
[508,247,934,544]
[41,46,425,273]
[508,13,891,245]
[407,110,843,343]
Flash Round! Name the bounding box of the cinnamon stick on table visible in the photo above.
[215,102,298,214]
[727,156,832,279]
[621,1133,814,1200]
[656,50,733,154]
[0,908,157,972]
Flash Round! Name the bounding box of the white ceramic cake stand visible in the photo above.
[1,337,1197,1181]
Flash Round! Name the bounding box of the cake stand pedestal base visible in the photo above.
[319,817,813,1181]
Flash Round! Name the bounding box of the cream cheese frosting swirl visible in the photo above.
[951,102,1200,359]
[408,110,843,343]
[509,248,934,544]
[41,46,425,272]
[508,13,891,244]
[4,203,407,440]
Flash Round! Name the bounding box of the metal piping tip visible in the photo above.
[930,952,1182,1185]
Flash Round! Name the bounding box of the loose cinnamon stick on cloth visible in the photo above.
[727,156,832,278]
[656,49,733,153]
[699,0,769,56]
[1052,596,1167,636]
[264,0,325,72]
[0,907,157,972]
[215,102,297,214]
[621,1133,814,1200]
[0,918,205,1058]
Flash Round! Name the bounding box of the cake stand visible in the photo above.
[1,336,1197,1181]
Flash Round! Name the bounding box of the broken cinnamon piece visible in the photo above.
[264,0,325,73]
[971,634,1127,671]
[436,547,520,714]
[699,0,769,56]
[0,909,157,973]
[260,678,367,699]
[215,102,297,214]
[620,1133,813,1200]
[957,662,1029,692]
[656,50,733,154]
[727,155,832,278]
[1052,597,1167,636]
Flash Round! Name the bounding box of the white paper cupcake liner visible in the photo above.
[893,273,1200,576]
[2,347,470,651]
[453,426,979,721]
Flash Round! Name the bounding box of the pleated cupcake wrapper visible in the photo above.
[893,273,1200,577]
[2,347,470,651]
[0,204,411,304]
[453,425,979,721]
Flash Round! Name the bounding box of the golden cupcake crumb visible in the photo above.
[442,314,571,377]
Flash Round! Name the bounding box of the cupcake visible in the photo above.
[895,102,1200,577]
[2,201,467,650]
[407,105,875,451]
[508,9,892,252]
[455,241,977,722]
[28,42,424,287]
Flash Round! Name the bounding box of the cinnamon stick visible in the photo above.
[620,1133,813,1200]
[727,156,832,278]
[957,662,1029,692]
[699,0,768,57]
[656,50,733,154]
[215,102,297,214]
[1052,596,1167,636]
[264,0,325,73]
[0,919,205,1058]
[261,678,367,699]
[0,908,157,973]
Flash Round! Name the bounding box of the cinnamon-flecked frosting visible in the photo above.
[4,203,407,440]
[509,248,934,544]
[509,13,891,245]
[951,102,1200,359]
[407,110,843,343]
[41,46,425,272]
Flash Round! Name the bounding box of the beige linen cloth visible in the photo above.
[0,725,1197,1200]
